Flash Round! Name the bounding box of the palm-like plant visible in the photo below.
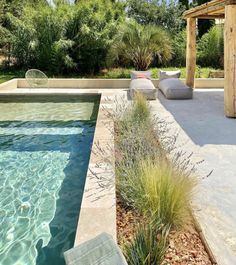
[110,21,173,70]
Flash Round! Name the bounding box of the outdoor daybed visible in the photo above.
[129,71,157,100]
[158,70,193,99]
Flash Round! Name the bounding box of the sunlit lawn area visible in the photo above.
[0,70,25,84]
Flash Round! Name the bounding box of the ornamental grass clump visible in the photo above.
[117,159,196,230]
[132,160,196,229]
[123,223,169,265]
[131,92,151,123]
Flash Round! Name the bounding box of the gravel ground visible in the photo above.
[165,227,212,265]
[117,198,212,265]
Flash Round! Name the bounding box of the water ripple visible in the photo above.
[0,96,98,265]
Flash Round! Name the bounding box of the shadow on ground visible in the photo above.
[158,89,236,146]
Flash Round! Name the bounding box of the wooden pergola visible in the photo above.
[183,0,236,117]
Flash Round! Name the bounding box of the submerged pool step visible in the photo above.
[0,127,84,135]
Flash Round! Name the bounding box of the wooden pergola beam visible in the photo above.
[197,15,225,19]
[183,0,236,19]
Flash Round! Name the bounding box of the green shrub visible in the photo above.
[123,223,168,265]
[32,4,75,72]
[67,0,125,74]
[3,3,75,71]
[0,0,125,74]
[4,12,36,67]
[171,30,187,67]
[198,25,224,68]
[110,20,172,70]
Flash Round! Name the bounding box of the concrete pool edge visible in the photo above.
[74,92,116,245]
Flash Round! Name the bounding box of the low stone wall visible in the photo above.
[0,79,17,90]
[13,78,224,89]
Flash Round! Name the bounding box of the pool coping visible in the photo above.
[74,91,116,245]
[0,87,117,247]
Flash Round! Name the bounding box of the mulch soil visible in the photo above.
[117,197,213,265]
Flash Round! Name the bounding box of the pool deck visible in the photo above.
[150,89,236,265]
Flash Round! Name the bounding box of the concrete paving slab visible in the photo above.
[151,89,236,265]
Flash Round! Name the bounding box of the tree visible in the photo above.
[171,29,187,66]
[127,0,186,35]
[66,0,125,73]
[198,24,224,68]
[110,21,172,70]
[179,0,189,9]
[195,0,214,37]
[0,0,125,73]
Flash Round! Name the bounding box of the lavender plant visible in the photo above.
[113,93,197,230]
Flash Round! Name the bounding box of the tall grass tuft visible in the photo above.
[141,160,195,228]
[118,159,196,229]
[123,223,168,265]
[131,92,150,123]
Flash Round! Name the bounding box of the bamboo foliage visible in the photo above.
[0,0,125,73]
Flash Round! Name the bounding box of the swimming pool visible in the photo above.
[0,94,100,265]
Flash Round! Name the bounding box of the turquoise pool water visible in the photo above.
[0,95,100,265]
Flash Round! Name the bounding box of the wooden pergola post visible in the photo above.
[224,4,236,117]
[186,18,197,88]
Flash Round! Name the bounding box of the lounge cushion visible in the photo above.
[159,70,181,81]
[129,78,157,100]
[158,78,193,99]
[130,70,151,80]
[64,233,128,265]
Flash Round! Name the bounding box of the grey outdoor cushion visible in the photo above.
[159,70,181,81]
[158,78,193,99]
[129,78,157,100]
[64,233,128,265]
[130,70,151,80]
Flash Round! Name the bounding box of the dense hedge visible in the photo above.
[0,0,125,73]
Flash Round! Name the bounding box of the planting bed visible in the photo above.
[113,94,216,265]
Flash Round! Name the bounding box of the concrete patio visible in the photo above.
[151,89,236,265]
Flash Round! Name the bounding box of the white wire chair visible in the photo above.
[25,69,49,88]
